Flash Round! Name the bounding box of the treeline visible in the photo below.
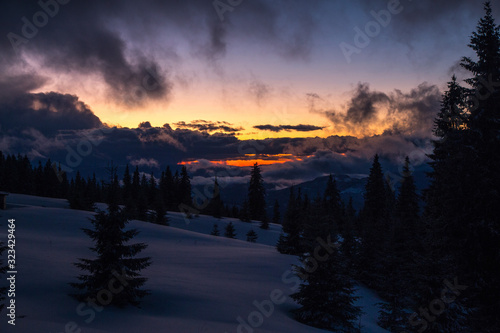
[278,3,500,332]
[0,153,68,198]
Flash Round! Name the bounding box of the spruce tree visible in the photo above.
[210,223,220,236]
[179,166,192,208]
[378,157,420,332]
[248,163,267,222]
[224,222,236,239]
[206,177,224,218]
[358,154,389,289]
[246,230,258,243]
[422,76,472,333]
[291,196,361,332]
[272,199,281,224]
[239,199,251,222]
[324,174,343,234]
[71,168,151,307]
[460,3,500,330]
[152,192,169,226]
[277,186,304,255]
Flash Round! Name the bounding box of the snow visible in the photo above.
[0,194,389,333]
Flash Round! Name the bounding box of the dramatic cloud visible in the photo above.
[174,120,243,133]
[0,87,103,137]
[0,0,320,109]
[254,124,326,132]
[311,82,441,137]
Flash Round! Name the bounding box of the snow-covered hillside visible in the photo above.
[0,194,388,333]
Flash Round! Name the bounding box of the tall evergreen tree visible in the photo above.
[205,177,224,218]
[458,3,500,329]
[323,174,343,234]
[277,186,304,255]
[272,199,281,224]
[71,167,151,307]
[178,166,192,208]
[291,196,361,332]
[248,163,267,223]
[357,154,389,289]
[378,157,420,332]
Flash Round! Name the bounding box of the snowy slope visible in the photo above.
[0,194,388,333]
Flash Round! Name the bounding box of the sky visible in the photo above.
[0,0,497,186]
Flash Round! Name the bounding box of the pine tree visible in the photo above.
[239,199,251,222]
[122,164,132,202]
[277,186,304,255]
[224,222,236,239]
[152,192,169,226]
[272,199,281,224]
[358,154,389,289]
[248,163,267,222]
[179,166,192,208]
[71,168,151,307]
[458,3,500,329]
[291,197,361,332]
[246,230,258,243]
[206,177,224,218]
[324,174,343,234]
[210,223,220,236]
[378,157,420,332]
[421,76,473,333]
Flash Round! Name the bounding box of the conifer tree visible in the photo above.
[206,177,224,218]
[71,167,151,307]
[152,192,169,226]
[239,199,251,222]
[210,223,220,236]
[277,186,304,255]
[246,230,258,243]
[458,2,500,329]
[324,174,343,234]
[272,199,281,224]
[224,222,236,239]
[291,196,361,332]
[179,166,192,208]
[358,154,389,288]
[378,157,420,332]
[248,163,267,222]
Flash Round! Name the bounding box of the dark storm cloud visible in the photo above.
[0,0,319,107]
[312,82,441,137]
[253,124,325,132]
[174,120,243,133]
[0,90,102,137]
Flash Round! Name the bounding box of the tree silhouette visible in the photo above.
[71,168,151,307]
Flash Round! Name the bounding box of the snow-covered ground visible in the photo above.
[0,194,388,333]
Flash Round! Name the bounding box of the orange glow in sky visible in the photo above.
[178,154,307,167]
